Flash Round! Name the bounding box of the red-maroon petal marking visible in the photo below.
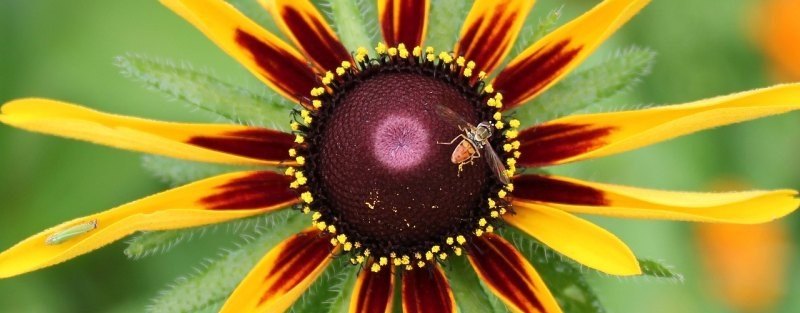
[379,0,430,47]
[259,229,335,303]
[235,29,319,102]
[512,174,609,206]
[266,0,353,70]
[0,170,295,280]
[494,40,582,110]
[468,234,561,313]
[199,171,297,210]
[402,264,456,313]
[516,123,615,167]
[0,98,295,165]
[187,128,296,163]
[454,0,536,73]
[162,0,320,104]
[492,0,651,108]
[350,265,395,313]
[220,227,336,312]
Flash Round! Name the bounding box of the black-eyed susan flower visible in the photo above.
[2,0,800,312]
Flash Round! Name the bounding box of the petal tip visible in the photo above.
[615,258,643,277]
[1,98,64,115]
[1,98,34,113]
[758,189,800,221]
[597,247,642,277]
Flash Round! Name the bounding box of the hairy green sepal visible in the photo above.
[115,54,290,129]
[146,211,306,313]
[514,46,656,125]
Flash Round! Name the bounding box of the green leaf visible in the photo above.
[444,256,500,313]
[124,211,270,260]
[290,258,359,313]
[391,272,402,313]
[325,0,379,53]
[514,46,657,125]
[147,211,307,313]
[124,227,205,260]
[426,0,471,50]
[510,7,563,58]
[638,259,684,282]
[140,155,253,188]
[322,264,361,313]
[191,300,225,313]
[502,228,607,313]
[115,53,291,129]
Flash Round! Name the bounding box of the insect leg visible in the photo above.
[465,155,478,166]
[437,136,461,145]
[437,134,469,145]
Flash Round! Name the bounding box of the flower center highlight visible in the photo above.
[372,115,430,171]
[286,44,521,271]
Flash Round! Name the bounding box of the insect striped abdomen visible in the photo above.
[452,140,477,164]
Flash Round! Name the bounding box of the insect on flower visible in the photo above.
[435,104,511,184]
[44,220,98,245]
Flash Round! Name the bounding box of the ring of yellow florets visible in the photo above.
[285,43,522,272]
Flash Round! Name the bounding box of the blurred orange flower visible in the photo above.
[754,0,800,81]
[696,179,793,312]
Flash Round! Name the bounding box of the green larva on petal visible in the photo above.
[45,220,98,245]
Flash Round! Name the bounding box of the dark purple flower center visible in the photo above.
[317,72,489,253]
[295,51,512,264]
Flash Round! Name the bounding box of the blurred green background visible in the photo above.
[1,0,798,312]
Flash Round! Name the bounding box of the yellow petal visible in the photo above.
[0,98,294,165]
[455,0,536,74]
[0,171,296,279]
[513,174,800,223]
[161,0,318,104]
[468,234,562,313]
[517,84,800,166]
[262,0,353,70]
[495,0,650,108]
[220,228,337,313]
[507,202,641,276]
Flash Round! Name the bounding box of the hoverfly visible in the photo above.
[435,104,511,185]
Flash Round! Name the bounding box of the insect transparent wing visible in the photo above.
[484,144,511,185]
[434,104,475,130]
